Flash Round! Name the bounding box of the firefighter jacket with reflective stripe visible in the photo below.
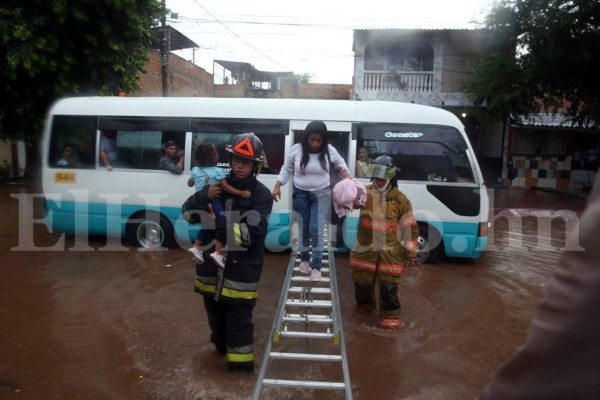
[193,176,274,304]
[350,184,418,275]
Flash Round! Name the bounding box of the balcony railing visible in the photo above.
[363,70,433,92]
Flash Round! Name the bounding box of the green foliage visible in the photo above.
[284,72,314,84]
[0,0,164,142]
[464,0,600,126]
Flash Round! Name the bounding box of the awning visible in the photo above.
[152,25,199,51]
[214,60,291,82]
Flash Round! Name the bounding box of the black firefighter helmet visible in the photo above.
[226,132,264,162]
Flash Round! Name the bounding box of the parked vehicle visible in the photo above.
[41,96,488,263]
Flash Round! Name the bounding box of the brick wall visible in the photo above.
[296,83,351,99]
[279,79,351,99]
[136,51,350,100]
[134,51,213,97]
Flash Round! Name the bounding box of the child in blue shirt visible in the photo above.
[187,143,251,267]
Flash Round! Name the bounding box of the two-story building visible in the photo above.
[352,28,600,192]
[352,28,506,185]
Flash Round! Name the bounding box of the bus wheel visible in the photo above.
[126,211,176,249]
[415,223,443,264]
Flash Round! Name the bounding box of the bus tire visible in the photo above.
[126,211,176,249]
[415,223,443,264]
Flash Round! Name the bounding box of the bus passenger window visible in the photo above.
[48,115,97,169]
[189,119,288,175]
[255,134,284,174]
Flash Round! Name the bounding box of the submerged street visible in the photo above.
[0,183,588,399]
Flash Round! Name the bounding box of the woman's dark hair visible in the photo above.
[300,120,329,173]
[194,143,217,167]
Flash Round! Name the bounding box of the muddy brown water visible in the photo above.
[0,184,588,399]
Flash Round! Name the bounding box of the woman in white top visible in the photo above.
[272,121,351,281]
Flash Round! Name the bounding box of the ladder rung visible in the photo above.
[291,277,330,283]
[282,314,333,324]
[293,267,330,273]
[286,300,332,308]
[296,258,329,263]
[296,251,330,257]
[288,287,331,294]
[279,331,334,339]
[262,379,345,390]
[269,352,342,361]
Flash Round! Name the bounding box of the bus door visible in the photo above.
[290,120,352,247]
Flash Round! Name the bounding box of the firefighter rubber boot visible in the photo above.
[227,361,255,374]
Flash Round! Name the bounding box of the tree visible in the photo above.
[284,72,314,84]
[464,0,600,126]
[0,0,164,144]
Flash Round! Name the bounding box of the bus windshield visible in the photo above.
[355,123,475,183]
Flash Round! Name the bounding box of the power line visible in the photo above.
[189,0,291,71]
[168,14,481,29]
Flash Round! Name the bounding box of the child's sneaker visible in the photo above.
[298,261,311,274]
[210,252,227,268]
[188,247,204,264]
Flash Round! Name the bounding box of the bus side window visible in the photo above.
[256,134,284,174]
[113,131,185,170]
[48,116,97,169]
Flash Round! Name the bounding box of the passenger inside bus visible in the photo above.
[355,146,373,178]
[99,129,119,171]
[158,140,185,174]
[56,144,80,168]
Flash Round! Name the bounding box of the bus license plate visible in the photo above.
[54,172,76,184]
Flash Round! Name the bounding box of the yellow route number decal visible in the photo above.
[54,172,76,184]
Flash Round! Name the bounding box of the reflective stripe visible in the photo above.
[221,287,259,300]
[350,257,377,272]
[378,262,405,274]
[229,343,253,353]
[404,241,417,251]
[196,275,217,285]
[227,352,254,363]
[400,215,417,228]
[224,279,259,292]
[351,258,404,275]
[195,278,216,293]
[380,318,401,329]
[359,217,397,233]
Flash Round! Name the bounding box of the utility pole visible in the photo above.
[160,0,169,96]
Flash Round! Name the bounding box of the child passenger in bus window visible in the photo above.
[355,146,373,178]
[57,144,80,167]
[187,143,251,268]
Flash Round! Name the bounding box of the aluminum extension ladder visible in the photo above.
[252,228,353,399]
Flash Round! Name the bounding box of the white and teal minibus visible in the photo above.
[41,97,488,263]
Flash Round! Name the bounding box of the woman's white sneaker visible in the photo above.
[298,261,311,274]
[310,269,321,282]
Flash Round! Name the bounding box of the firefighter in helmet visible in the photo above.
[349,155,419,329]
[191,132,274,372]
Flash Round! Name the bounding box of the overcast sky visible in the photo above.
[165,0,493,84]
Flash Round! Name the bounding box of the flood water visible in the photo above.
[0,184,588,399]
